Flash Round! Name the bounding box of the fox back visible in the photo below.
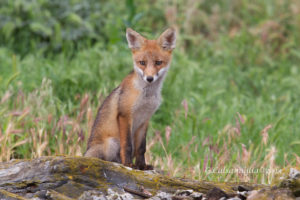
[85,28,176,170]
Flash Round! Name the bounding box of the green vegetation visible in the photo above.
[1,0,299,184]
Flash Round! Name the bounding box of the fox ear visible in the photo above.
[158,27,176,51]
[126,28,145,50]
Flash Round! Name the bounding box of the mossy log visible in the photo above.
[0,156,298,199]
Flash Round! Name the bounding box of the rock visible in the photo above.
[78,190,107,200]
[149,191,172,200]
[237,185,252,192]
[0,156,298,199]
[0,189,28,200]
[290,168,300,179]
[106,188,134,200]
[206,187,228,200]
[189,192,203,200]
[247,188,295,200]
[173,189,203,200]
[46,190,75,200]
[243,167,300,200]
[175,189,194,196]
[272,166,300,197]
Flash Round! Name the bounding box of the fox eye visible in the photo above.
[155,61,163,65]
[139,61,146,66]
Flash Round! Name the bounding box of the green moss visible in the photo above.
[0,189,27,200]
[272,167,300,187]
[46,190,75,200]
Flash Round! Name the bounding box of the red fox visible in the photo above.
[84,28,176,170]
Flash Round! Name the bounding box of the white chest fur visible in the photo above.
[131,77,164,134]
[132,91,161,133]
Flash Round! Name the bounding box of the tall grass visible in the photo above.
[0,79,87,160]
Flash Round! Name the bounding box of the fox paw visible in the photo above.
[144,164,154,170]
[124,163,134,168]
[134,164,154,170]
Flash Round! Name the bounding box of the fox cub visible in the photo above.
[85,28,176,170]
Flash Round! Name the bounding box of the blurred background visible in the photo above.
[0,0,300,183]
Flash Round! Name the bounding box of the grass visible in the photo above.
[1,0,300,184]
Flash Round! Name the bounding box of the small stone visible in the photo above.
[236,192,247,200]
[148,197,161,200]
[120,193,134,200]
[206,187,228,200]
[227,197,242,200]
[149,192,172,200]
[78,190,107,200]
[237,185,252,192]
[247,188,295,200]
[190,192,203,200]
[106,188,134,200]
[289,168,300,179]
[175,189,193,196]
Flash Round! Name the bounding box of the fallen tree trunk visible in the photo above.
[0,156,298,199]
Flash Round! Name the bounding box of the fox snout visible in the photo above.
[143,66,159,83]
[134,64,169,84]
[134,66,158,83]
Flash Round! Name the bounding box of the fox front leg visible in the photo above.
[118,115,133,167]
[134,122,153,170]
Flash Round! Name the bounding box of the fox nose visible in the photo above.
[146,76,154,83]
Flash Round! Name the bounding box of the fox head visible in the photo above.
[126,28,176,84]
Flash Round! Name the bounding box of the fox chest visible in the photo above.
[131,94,161,133]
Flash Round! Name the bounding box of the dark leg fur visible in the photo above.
[135,137,146,169]
[125,128,133,165]
[134,124,153,170]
